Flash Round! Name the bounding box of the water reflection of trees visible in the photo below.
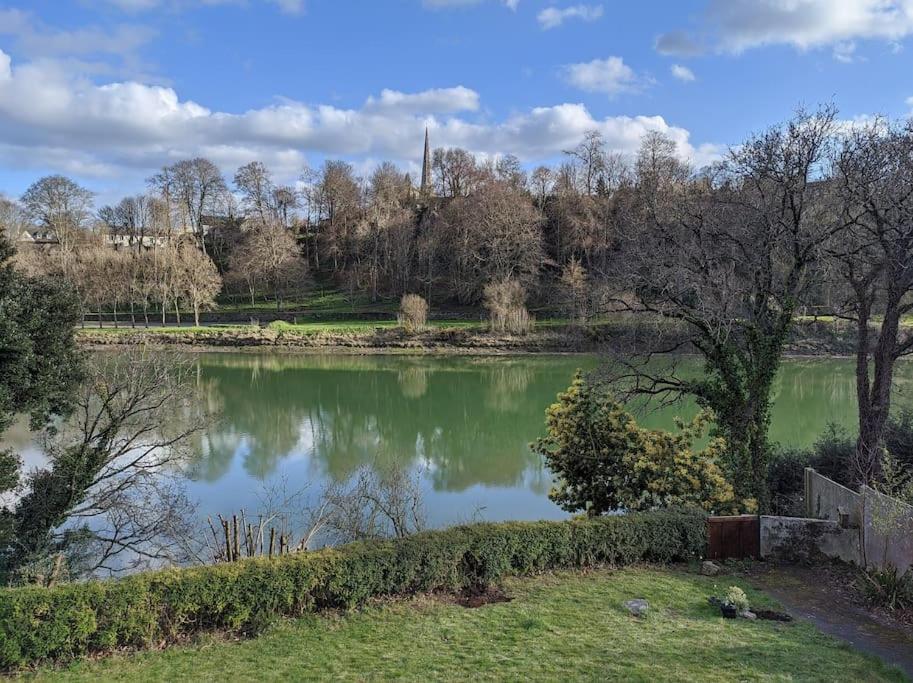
[171,353,913,494]
[182,354,589,492]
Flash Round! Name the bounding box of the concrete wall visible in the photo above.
[862,485,913,576]
[760,515,862,565]
[805,468,862,527]
[797,470,913,576]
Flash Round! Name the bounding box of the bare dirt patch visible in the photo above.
[436,585,513,608]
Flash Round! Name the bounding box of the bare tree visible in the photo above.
[323,466,425,543]
[483,277,533,335]
[149,159,227,254]
[432,147,481,198]
[0,196,28,241]
[530,166,554,207]
[560,256,589,322]
[234,161,276,224]
[831,119,913,482]
[608,107,841,510]
[435,182,544,303]
[6,349,212,581]
[564,130,607,195]
[98,195,154,251]
[175,242,222,326]
[21,175,94,273]
[228,222,307,311]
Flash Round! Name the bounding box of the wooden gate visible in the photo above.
[707,515,760,560]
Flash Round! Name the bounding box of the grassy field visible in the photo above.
[216,290,401,315]
[75,319,486,336]
[26,567,904,682]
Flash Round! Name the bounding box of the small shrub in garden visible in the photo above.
[859,566,913,611]
[725,586,750,612]
[397,294,429,333]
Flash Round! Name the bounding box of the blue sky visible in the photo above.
[1,0,913,203]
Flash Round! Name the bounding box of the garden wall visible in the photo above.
[759,515,861,565]
[765,469,913,576]
[805,468,863,527]
[861,485,913,576]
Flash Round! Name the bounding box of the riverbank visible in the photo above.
[27,567,904,682]
[75,319,861,356]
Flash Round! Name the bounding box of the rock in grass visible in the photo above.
[624,599,650,617]
[739,610,757,620]
[701,561,721,576]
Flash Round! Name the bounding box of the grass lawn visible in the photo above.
[26,567,905,682]
[75,319,485,336]
[216,290,400,315]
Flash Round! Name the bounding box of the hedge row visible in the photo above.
[0,509,706,670]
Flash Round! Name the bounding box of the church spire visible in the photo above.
[420,127,432,195]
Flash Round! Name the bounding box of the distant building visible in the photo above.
[103,232,168,250]
[16,228,58,246]
[420,127,433,196]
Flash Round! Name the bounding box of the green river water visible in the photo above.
[6,353,913,527]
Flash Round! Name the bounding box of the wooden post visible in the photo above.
[232,515,240,562]
[222,518,231,563]
[804,468,815,519]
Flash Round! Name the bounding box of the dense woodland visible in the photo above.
[0,129,687,321]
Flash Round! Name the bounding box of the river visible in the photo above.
[5,352,912,528]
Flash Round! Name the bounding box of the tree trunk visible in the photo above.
[855,297,901,483]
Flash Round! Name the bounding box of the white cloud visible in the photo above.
[562,57,646,96]
[832,41,859,62]
[0,8,156,61]
[364,86,479,114]
[537,4,603,29]
[0,49,718,191]
[657,0,913,58]
[670,64,695,82]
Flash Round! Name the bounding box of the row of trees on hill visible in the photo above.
[0,130,679,316]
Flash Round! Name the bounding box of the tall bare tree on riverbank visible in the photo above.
[831,119,913,483]
[608,108,841,510]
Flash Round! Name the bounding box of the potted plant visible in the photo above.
[720,602,739,619]
[725,586,750,618]
[710,586,750,618]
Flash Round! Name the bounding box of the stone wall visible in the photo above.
[759,515,862,565]
[788,470,913,575]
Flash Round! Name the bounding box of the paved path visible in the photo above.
[751,566,913,679]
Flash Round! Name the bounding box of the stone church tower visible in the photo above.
[420,127,432,195]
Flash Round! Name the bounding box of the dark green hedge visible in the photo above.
[0,509,705,670]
